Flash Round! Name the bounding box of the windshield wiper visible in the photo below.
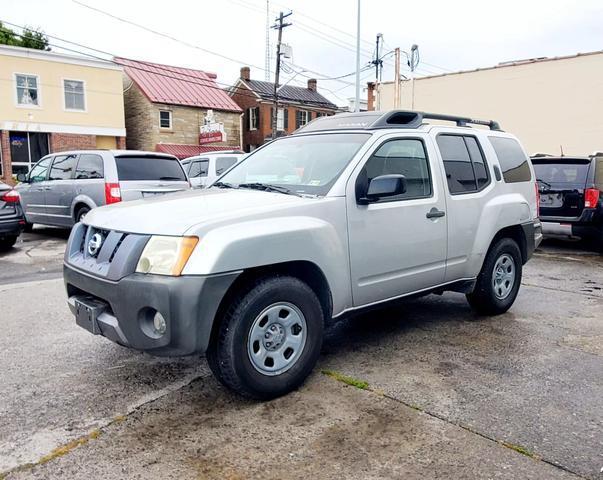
[212,181,238,189]
[238,182,301,197]
[536,178,552,190]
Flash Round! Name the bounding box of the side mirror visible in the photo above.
[358,174,407,204]
[16,173,28,183]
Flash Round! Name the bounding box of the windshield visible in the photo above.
[218,133,371,196]
[532,160,590,187]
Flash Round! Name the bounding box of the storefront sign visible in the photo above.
[199,110,227,145]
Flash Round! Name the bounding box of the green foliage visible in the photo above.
[0,22,50,50]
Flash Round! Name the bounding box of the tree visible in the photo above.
[0,22,50,50]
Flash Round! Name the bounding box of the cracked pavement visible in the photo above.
[1,233,602,479]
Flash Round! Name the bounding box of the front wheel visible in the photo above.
[207,276,324,399]
[467,237,522,315]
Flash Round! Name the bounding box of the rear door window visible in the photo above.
[115,155,186,181]
[49,154,77,180]
[75,154,104,179]
[489,137,532,183]
[215,157,237,176]
[437,134,490,194]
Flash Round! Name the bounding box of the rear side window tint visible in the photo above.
[115,156,186,181]
[75,154,104,179]
[437,134,489,194]
[489,137,532,183]
[49,154,77,180]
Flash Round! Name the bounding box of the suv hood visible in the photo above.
[84,188,316,235]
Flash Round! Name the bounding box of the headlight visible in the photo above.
[136,236,199,276]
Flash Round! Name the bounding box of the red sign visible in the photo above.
[199,131,224,144]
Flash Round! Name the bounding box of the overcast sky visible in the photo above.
[3,0,603,106]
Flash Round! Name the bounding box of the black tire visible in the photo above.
[466,237,522,315]
[0,236,17,251]
[23,222,33,233]
[75,206,90,223]
[207,275,324,399]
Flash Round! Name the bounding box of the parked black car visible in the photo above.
[0,181,25,250]
[531,154,603,250]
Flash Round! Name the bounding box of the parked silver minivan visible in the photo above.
[181,151,245,188]
[16,150,190,229]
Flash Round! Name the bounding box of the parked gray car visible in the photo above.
[16,150,190,229]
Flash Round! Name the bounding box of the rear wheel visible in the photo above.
[75,206,90,223]
[0,235,17,251]
[467,237,522,315]
[207,276,324,399]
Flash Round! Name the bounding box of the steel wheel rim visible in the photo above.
[247,302,308,376]
[492,253,516,300]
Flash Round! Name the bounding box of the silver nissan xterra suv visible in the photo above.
[64,110,542,399]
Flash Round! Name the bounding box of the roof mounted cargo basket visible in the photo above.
[295,110,502,133]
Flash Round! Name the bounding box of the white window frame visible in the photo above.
[299,110,310,127]
[62,78,87,112]
[14,72,41,109]
[277,108,285,131]
[159,110,172,129]
[249,107,258,131]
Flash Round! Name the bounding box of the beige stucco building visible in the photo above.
[0,45,126,181]
[375,51,603,156]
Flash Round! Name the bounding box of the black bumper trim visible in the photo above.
[64,264,241,356]
[521,220,542,262]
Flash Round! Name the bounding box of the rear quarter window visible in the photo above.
[115,156,186,181]
[488,137,532,183]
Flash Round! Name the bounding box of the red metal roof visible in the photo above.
[115,57,242,112]
[156,143,240,159]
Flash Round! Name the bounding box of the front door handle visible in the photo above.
[426,208,446,219]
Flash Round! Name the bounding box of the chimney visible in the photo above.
[307,78,317,92]
[240,66,250,81]
[366,82,375,111]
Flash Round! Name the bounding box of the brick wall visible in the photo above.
[1,131,10,182]
[50,133,97,152]
[124,81,241,151]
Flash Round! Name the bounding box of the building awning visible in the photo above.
[155,143,240,159]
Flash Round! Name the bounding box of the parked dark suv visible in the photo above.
[0,181,25,250]
[531,153,603,249]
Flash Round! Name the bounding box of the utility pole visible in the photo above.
[354,0,361,112]
[371,33,383,110]
[394,47,400,109]
[409,44,419,110]
[271,11,292,139]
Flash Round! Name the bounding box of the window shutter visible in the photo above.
[284,108,289,130]
[296,110,301,129]
[270,107,274,131]
[254,107,260,129]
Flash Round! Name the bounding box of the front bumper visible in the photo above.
[64,264,240,356]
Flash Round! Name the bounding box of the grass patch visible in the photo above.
[500,441,540,460]
[37,429,101,465]
[321,369,369,390]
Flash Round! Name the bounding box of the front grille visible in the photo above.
[65,223,150,281]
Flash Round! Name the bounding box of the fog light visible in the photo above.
[153,312,167,335]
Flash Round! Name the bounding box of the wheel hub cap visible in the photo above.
[492,253,516,300]
[247,302,307,376]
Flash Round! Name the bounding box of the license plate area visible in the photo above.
[74,296,109,335]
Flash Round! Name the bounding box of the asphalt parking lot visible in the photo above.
[1,229,602,479]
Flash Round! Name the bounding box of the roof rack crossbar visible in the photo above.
[419,112,501,131]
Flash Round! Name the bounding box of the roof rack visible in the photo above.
[295,110,502,134]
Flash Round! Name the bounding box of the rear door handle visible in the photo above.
[426,208,446,219]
